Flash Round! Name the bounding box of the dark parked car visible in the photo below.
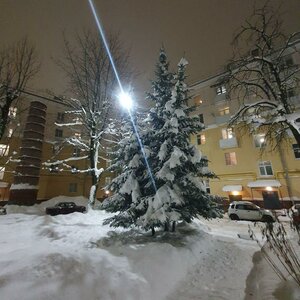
[0,207,6,215]
[46,202,86,216]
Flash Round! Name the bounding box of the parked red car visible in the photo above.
[46,202,86,216]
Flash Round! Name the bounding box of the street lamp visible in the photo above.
[118,91,133,110]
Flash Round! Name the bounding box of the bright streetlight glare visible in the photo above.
[118,92,133,109]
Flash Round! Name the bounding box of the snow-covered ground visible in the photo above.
[0,196,299,300]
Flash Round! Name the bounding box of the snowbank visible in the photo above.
[0,197,298,299]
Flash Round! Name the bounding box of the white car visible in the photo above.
[228,201,275,222]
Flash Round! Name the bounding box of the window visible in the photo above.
[250,48,259,57]
[106,160,112,168]
[55,129,63,138]
[293,144,300,159]
[0,167,5,180]
[279,55,294,70]
[287,88,296,98]
[203,179,210,193]
[194,96,203,106]
[74,132,81,139]
[69,183,77,193]
[216,85,226,95]
[222,128,234,139]
[196,134,206,145]
[8,128,13,137]
[254,134,266,148]
[259,161,273,176]
[224,152,237,166]
[8,107,17,118]
[0,144,9,156]
[219,107,230,116]
[199,114,204,124]
[49,164,59,173]
[73,147,80,157]
[57,113,65,122]
[105,177,111,185]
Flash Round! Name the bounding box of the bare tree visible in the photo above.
[226,3,300,148]
[49,31,131,208]
[0,38,39,139]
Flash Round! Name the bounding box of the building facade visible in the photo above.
[189,44,300,208]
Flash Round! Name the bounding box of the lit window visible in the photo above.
[203,179,210,193]
[292,144,300,159]
[224,152,237,166]
[0,167,5,180]
[219,107,230,116]
[74,132,81,139]
[222,128,234,139]
[55,129,63,138]
[0,144,9,156]
[193,96,203,106]
[57,113,65,122]
[8,128,13,137]
[105,177,111,185]
[69,183,77,193]
[258,161,273,176]
[196,134,206,145]
[254,134,266,148]
[8,107,17,118]
[216,85,227,95]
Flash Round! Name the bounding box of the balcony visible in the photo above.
[219,137,238,149]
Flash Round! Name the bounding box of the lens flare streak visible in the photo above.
[87,0,158,193]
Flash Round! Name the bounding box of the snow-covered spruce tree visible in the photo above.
[141,57,220,233]
[102,112,150,227]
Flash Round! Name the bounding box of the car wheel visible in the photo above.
[262,215,274,223]
[229,214,239,220]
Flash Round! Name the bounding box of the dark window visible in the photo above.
[57,113,65,122]
[49,164,59,173]
[287,88,296,98]
[235,204,245,210]
[69,183,77,193]
[55,129,63,138]
[199,114,204,124]
[250,48,259,56]
[73,147,80,157]
[259,161,273,176]
[293,144,300,159]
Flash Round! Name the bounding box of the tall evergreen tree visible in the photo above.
[141,57,220,232]
[102,113,149,228]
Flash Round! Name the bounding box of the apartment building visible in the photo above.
[189,44,300,208]
[0,95,113,203]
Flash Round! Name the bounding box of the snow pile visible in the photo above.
[0,197,299,299]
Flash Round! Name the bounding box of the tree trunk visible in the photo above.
[151,226,155,236]
[164,222,169,232]
[171,221,176,232]
[88,136,99,209]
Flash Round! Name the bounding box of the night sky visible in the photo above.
[0,0,299,101]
